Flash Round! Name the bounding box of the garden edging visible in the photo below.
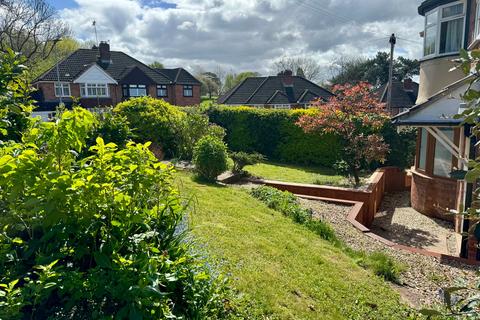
[247,168,480,266]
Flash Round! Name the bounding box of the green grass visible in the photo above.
[245,161,353,187]
[176,171,416,319]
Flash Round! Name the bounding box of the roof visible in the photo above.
[35,48,171,84]
[217,76,333,105]
[392,75,473,126]
[155,68,201,85]
[378,80,419,109]
[418,0,457,15]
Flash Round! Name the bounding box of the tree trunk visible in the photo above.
[352,167,360,187]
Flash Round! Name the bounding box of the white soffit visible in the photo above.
[73,64,117,84]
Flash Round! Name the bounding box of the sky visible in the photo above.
[51,0,425,79]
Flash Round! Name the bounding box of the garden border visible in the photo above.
[246,167,480,266]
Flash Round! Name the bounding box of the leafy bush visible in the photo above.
[0,108,229,319]
[193,135,229,182]
[0,49,33,141]
[230,151,265,174]
[207,106,341,167]
[357,252,405,284]
[250,186,338,244]
[114,97,185,158]
[177,111,226,160]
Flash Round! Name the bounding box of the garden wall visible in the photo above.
[250,167,409,228]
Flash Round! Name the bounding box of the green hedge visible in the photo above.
[207,107,340,167]
[206,106,341,167]
[206,106,415,169]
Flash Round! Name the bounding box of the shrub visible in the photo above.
[206,106,414,170]
[114,97,185,158]
[207,106,341,167]
[357,252,405,284]
[250,186,338,244]
[230,151,265,174]
[193,135,229,182]
[177,111,226,160]
[0,108,229,319]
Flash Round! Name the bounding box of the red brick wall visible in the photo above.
[172,84,201,106]
[411,169,459,221]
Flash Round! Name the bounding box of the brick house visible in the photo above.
[32,42,201,120]
[393,0,480,260]
[217,70,333,109]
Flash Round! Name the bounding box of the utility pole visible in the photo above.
[387,33,396,114]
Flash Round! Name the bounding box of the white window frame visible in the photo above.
[273,104,292,110]
[123,84,147,97]
[423,1,466,59]
[80,83,109,98]
[54,82,71,97]
[183,85,193,97]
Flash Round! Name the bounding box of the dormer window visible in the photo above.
[423,1,465,58]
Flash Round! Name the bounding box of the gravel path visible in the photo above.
[299,198,478,308]
[372,192,460,256]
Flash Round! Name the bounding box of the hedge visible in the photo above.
[206,106,342,167]
[206,106,415,169]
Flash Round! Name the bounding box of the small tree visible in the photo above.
[297,82,390,186]
[193,135,228,182]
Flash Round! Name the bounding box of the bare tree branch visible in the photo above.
[0,0,70,64]
[272,56,323,82]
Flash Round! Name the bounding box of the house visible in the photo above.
[378,79,419,116]
[392,0,480,260]
[32,42,201,120]
[217,70,333,109]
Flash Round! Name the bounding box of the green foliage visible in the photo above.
[177,111,226,160]
[0,48,33,140]
[193,135,229,182]
[330,52,420,86]
[250,186,338,244]
[207,106,342,167]
[381,125,417,169]
[0,108,229,319]
[114,97,186,158]
[148,61,164,69]
[223,72,260,93]
[90,109,132,148]
[356,252,405,284]
[230,151,265,174]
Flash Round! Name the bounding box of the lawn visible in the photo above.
[244,161,356,187]
[176,171,414,319]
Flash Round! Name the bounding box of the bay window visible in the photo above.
[123,84,147,97]
[423,2,465,57]
[418,128,428,171]
[54,82,71,97]
[475,0,480,40]
[80,83,109,97]
[433,128,454,177]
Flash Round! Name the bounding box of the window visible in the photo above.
[423,2,465,57]
[418,128,428,171]
[123,84,147,97]
[433,128,454,177]
[475,0,480,39]
[80,83,109,97]
[54,83,70,97]
[157,85,168,97]
[183,85,193,97]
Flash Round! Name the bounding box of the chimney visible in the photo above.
[98,41,111,64]
[403,78,413,92]
[279,69,294,87]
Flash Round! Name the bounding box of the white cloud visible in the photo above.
[60,0,424,79]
